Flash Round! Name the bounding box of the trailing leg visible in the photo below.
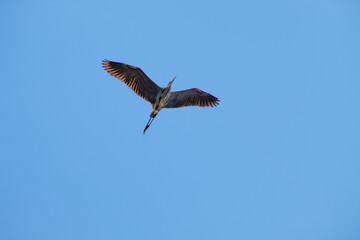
[143,112,158,134]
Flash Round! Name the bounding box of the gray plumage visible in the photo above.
[102,59,219,133]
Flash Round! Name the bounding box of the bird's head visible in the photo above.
[167,76,176,87]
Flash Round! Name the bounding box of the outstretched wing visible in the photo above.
[102,59,162,104]
[164,88,219,108]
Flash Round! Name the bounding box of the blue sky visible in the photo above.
[1,0,360,239]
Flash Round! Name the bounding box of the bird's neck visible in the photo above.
[162,85,171,96]
[154,87,171,107]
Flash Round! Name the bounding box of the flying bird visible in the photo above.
[102,59,219,134]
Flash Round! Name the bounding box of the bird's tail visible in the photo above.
[143,116,155,134]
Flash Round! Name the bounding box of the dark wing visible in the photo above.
[102,59,162,104]
[164,88,219,108]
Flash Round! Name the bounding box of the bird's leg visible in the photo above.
[143,117,154,134]
[143,110,159,134]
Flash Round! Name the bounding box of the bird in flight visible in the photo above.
[102,59,220,134]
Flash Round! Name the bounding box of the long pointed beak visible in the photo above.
[171,76,176,83]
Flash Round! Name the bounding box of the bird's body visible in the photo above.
[102,59,219,133]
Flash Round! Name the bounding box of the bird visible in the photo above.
[102,59,220,134]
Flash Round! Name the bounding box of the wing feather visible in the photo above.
[102,59,162,104]
[164,88,219,108]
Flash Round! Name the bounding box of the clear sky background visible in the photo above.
[1,0,359,239]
